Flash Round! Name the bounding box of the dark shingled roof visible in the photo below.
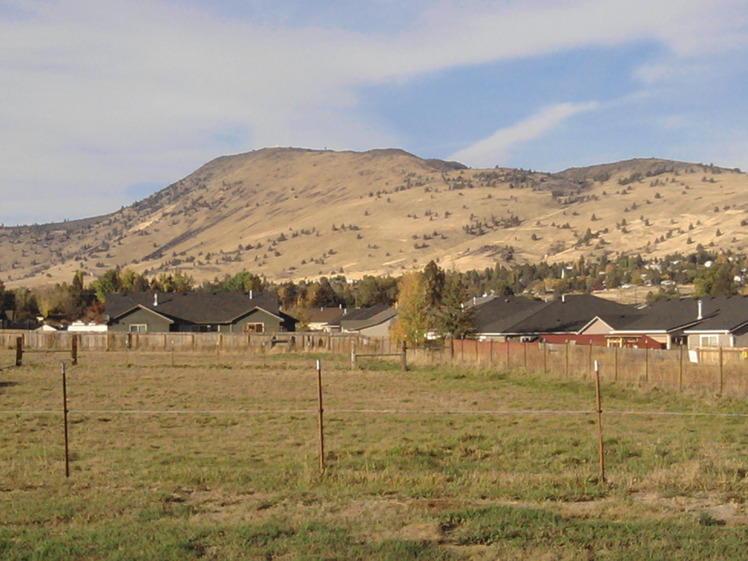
[339,303,396,331]
[615,297,722,333]
[505,294,634,334]
[473,296,546,334]
[682,295,748,333]
[106,291,281,325]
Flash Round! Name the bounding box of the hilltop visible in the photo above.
[1,148,746,287]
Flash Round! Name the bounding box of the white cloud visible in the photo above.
[449,102,599,168]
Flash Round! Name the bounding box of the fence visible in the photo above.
[0,330,381,355]
[2,330,747,397]
[404,339,748,398]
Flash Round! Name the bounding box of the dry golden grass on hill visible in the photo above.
[1,148,747,288]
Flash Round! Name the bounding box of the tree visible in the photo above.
[219,271,265,293]
[305,277,340,308]
[422,260,445,311]
[694,263,738,296]
[120,269,150,293]
[391,272,429,345]
[438,271,475,338]
[91,267,122,302]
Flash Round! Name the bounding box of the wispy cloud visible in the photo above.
[449,102,599,168]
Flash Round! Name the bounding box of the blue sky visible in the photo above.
[1,0,748,224]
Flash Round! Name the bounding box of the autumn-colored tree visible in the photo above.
[391,271,429,345]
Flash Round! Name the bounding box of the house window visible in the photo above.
[129,324,148,333]
[244,323,264,333]
[700,334,719,347]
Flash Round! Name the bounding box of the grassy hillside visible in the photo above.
[2,351,746,559]
[1,149,747,288]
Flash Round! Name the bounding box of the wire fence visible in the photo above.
[1,354,746,483]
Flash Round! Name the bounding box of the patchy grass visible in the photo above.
[0,352,746,559]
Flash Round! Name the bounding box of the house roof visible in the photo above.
[339,304,396,331]
[613,296,722,333]
[682,295,748,333]
[580,311,648,333]
[473,296,546,334]
[106,291,283,325]
[290,307,347,325]
[504,294,635,335]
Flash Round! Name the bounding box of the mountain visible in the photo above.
[1,148,747,288]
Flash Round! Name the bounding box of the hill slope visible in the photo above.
[1,148,747,287]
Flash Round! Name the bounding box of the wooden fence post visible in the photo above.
[351,340,357,370]
[71,335,78,366]
[594,360,605,483]
[718,347,724,396]
[316,360,325,473]
[644,347,649,384]
[678,345,684,392]
[614,346,618,382]
[489,339,493,368]
[401,341,408,372]
[61,362,70,478]
[565,342,570,377]
[15,336,23,367]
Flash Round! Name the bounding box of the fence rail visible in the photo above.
[2,330,747,397]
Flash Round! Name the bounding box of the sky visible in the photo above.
[2,0,748,225]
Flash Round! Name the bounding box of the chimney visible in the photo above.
[697,299,703,320]
[561,294,566,303]
[153,293,158,307]
[249,290,253,300]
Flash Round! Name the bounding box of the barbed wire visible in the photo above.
[1,408,746,417]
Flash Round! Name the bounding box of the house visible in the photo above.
[338,304,396,337]
[68,321,109,332]
[579,312,663,348]
[288,307,346,332]
[473,294,634,342]
[682,295,748,348]
[106,291,297,333]
[607,297,720,350]
[472,295,546,341]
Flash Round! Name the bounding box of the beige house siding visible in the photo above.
[582,318,614,335]
[687,333,734,348]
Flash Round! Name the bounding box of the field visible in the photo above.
[1,351,747,560]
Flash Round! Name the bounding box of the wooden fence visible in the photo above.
[402,339,748,399]
[2,330,747,397]
[0,330,381,355]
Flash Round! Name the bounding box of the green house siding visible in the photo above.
[234,309,284,333]
[109,307,173,333]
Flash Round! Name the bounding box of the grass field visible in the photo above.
[1,351,747,560]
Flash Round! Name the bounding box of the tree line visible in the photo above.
[1,247,745,329]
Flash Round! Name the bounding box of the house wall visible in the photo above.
[477,334,509,342]
[232,309,285,333]
[687,333,734,348]
[582,319,613,335]
[357,320,394,338]
[736,333,748,347]
[109,308,172,333]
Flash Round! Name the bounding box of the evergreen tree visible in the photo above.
[438,271,475,338]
